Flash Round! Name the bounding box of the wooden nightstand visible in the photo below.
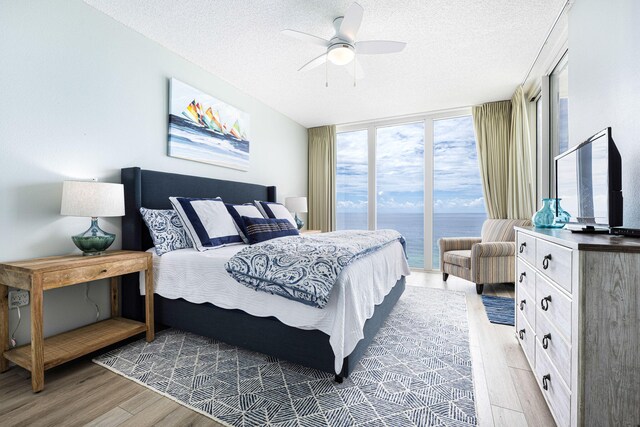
[0,250,153,392]
[301,230,322,234]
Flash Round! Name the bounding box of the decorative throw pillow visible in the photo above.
[139,208,192,256]
[225,203,265,244]
[242,216,299,244]
[254,201,297,228]
[169,197,243,251]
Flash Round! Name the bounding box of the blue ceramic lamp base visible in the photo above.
[72,217,115,256]
[294,213,304,230]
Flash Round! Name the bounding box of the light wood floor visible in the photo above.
[0,272,555,427]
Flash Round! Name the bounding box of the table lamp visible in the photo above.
[60,180,125,256]
[285,197,307,230]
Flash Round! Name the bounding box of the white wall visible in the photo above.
[569,0,640,227]
[0,0,307,345]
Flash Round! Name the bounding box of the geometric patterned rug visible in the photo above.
[93,286,476,426]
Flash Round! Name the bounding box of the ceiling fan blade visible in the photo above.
[345,58,365,80]
[298,53,327,72]
[281,29,330,48]
[356,40,407,54]
[338,2,364,42]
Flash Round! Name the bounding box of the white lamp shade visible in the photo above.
[60,181,125,217]
[285,197,308,213]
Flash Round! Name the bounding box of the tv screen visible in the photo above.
[555,127,622,228]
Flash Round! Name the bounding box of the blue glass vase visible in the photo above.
[532,198,556,228]
[551,198,571,228]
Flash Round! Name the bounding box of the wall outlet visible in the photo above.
[8,290,29,309]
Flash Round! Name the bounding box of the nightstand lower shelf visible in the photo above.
[3,317,146,372]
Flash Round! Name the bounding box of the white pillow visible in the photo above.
[254,201,297,228]
[169,197,242,251]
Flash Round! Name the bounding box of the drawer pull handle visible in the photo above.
[542,254,552,269]
[518,329,526,340]
[519,242,526,253]
[101,269,108,273]
[519,272,526,283]
[542,333,552,349]
[519,300,526,311]
[541,295,552,311]
[542,374,551,390]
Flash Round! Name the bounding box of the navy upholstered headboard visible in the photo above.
[120,167,277,320]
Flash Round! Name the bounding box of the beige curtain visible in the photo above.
[508,86,535,219]
[472,87,535,220]
[307,125,336,232]
[472,101,512,219]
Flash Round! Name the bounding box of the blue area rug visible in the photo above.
[481,295,515,326]
[94,286,477,426]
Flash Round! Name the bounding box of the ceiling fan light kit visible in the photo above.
[327,44,355,65]
[281,2,406,85]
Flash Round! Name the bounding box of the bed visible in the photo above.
[120,167,408,381]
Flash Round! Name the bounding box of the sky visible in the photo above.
[170,78,250,138]
[336,115,486,215]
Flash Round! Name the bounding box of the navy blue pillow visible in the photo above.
[242,216,299,244]
[225,203,265,244]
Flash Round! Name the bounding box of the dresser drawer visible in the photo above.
[536,310,571,387]
[516,259,536,299]
[535,340,571,427]
[536,239,572,292]
[516,281,536,330]
[516,310,535,366]
[536,274,572,342]
[517,231,536,266]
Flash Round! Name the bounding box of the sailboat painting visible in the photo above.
[168,78,250,171]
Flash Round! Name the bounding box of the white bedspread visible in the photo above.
[140,240,410,373]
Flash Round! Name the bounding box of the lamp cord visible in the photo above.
[10,306,20,347]
[85,284,100,321]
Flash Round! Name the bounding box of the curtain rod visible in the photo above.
[521,0,572,86]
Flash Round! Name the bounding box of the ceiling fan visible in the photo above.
[281,2,406,80]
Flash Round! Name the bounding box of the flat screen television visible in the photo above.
[554,127,622,231]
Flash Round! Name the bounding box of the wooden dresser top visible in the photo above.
[516,226,640,253]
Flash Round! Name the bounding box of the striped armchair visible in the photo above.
[439,219,532,294]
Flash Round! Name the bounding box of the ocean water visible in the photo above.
[337,212,486,269]
[168,114,249,169]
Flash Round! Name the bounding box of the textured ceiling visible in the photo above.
[83,0,566,128]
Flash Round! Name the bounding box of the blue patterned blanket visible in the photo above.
[225,230,406,308]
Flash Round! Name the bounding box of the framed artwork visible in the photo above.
[168,78,250,171]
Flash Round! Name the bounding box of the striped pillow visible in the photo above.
[242,216,299,244]
[169,197,242,251]
[225,203,265,244]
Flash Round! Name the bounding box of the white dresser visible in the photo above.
[515,227,640,427]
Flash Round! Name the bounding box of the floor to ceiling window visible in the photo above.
[376,122,425,268]
[432,116,485,269]
[549,52,569,197]
[336,130,368,230]
[336,111,485,270]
